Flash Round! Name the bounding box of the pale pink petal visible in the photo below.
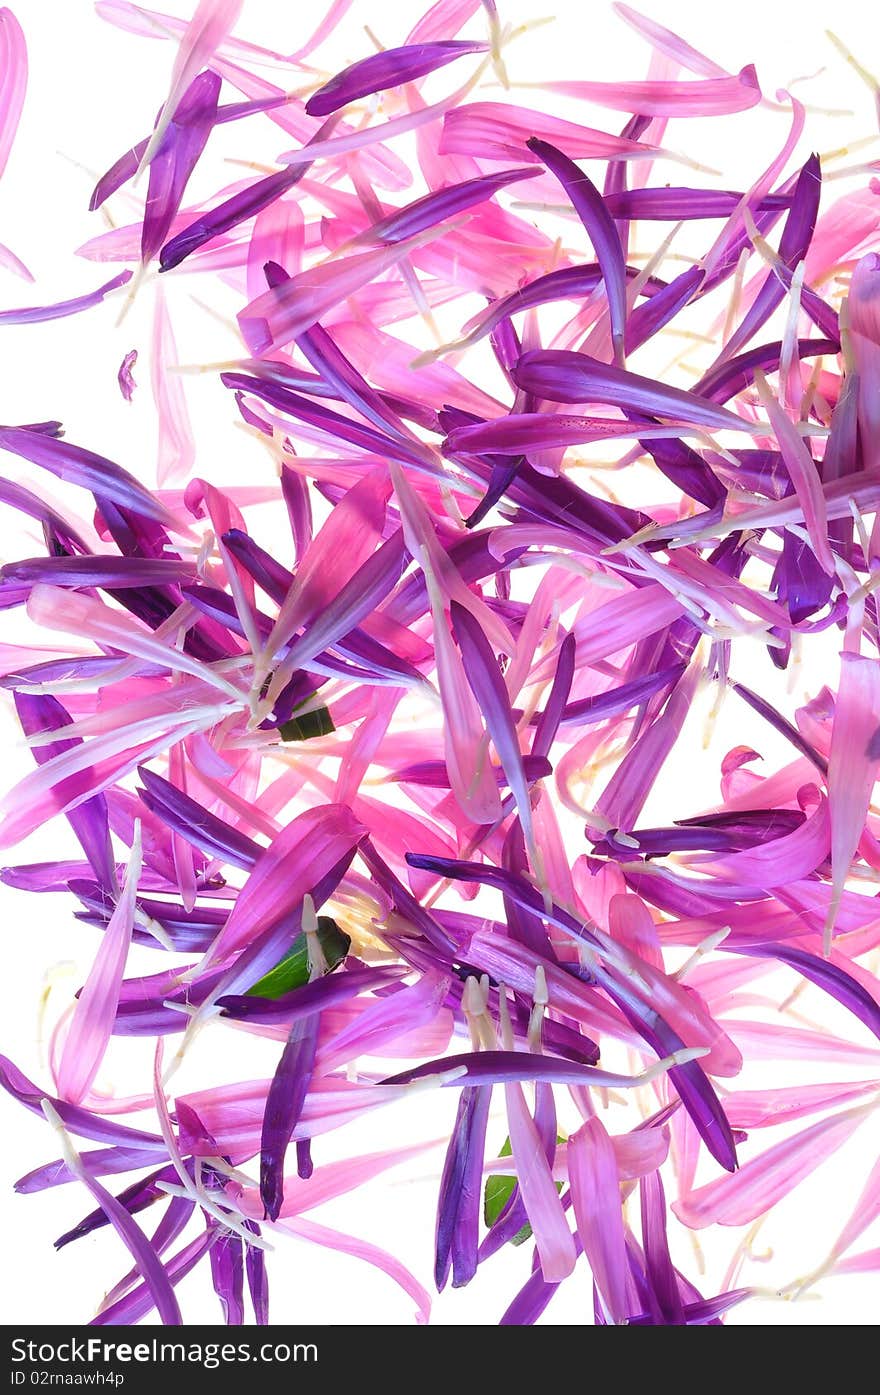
[279,1215,431,1323]
[505,1076,577,1281]
[827,653,880,944]
[236,1139,438,1220]
[612,3,730,78]
[724,1077,880,1129]
[151,288,195,487]
[674,1105,871,1228]
[239,227,453,354]
[56,831,142,1104]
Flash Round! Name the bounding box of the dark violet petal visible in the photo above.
[464,454,524,529]
[90,92,290,211]
[537,663,686,730]
[731,681,828,775]
[14,693,115,889]
[221,372,436,472]
[159,113,342,272]
[772,530,835,623]
[382,1049,650,1088]
[526,138,627,364]
[219,527,290,602]
[366,166,539,243]
[217,963,402,1023]
[137,767,261,870]
[435,1084,492,1290]
[0,270,132,325]
[604,187,793,221]
[501,822,556,961]
[405,853,737,1172]
[513,349,753,433]
[55,1153,183,1325]
[499,1200,582,1325]
[160,165,303,272]
[726,943,880,1043]
[280,530,408,674]
[693,337,839,404]
[208,1227,245,1325]
[640,1170,685,1323]
[90,1233,212,1326]
[17,1145,167,1194]
[531,632,575,759]
[53,1164,179,1243]
[628,1288,753,1325]
[360,838,459,956]
[626,265,706,356]
[722,153,822,360]
[305,40,488,117]
[260,1013,320,1220]
[296,321,415,440]
[637,437,726,510]
[244,1223,270,1324]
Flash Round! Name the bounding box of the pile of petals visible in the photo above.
[2,0,880,1326]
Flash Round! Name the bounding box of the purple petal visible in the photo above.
[531,632,575,759]
[722,153,822,359]
[2,555,195,589]
[13,693,115,889]
[512,349,755,433]
[260,1014,320,1220]
[450,601,536,850]
[726,943,880,1043]
[137,766,260,870]
[0,270,132,325]
[0,426,173,525]
[142,70,221,264]
[435,1085,492,1290]
[305,40,488,117]
[526,138,627,365]
[364,166,538,243]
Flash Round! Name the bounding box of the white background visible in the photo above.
[1,0,879,1327]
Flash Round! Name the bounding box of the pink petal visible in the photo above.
[568,1116,630,1323]
[827,653,880,942]
[505,1076,577,1282]
[0,7,26,182]
[280,1215,431,1323]
[151,289,194,487]
[202,803,366,965]
[674,1105,871,1228]
[56,832,141,1104]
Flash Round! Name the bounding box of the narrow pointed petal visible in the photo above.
[305,40,487,117]
[674,1104,871,1228]
[137,0,242,175]
[57,833,142,1104]
[568,1117,630,1323]
[527,139,627,365]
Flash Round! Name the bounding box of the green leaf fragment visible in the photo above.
[277,704,335,741]
[245,916,350,999]
[483,1134,566,1246]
